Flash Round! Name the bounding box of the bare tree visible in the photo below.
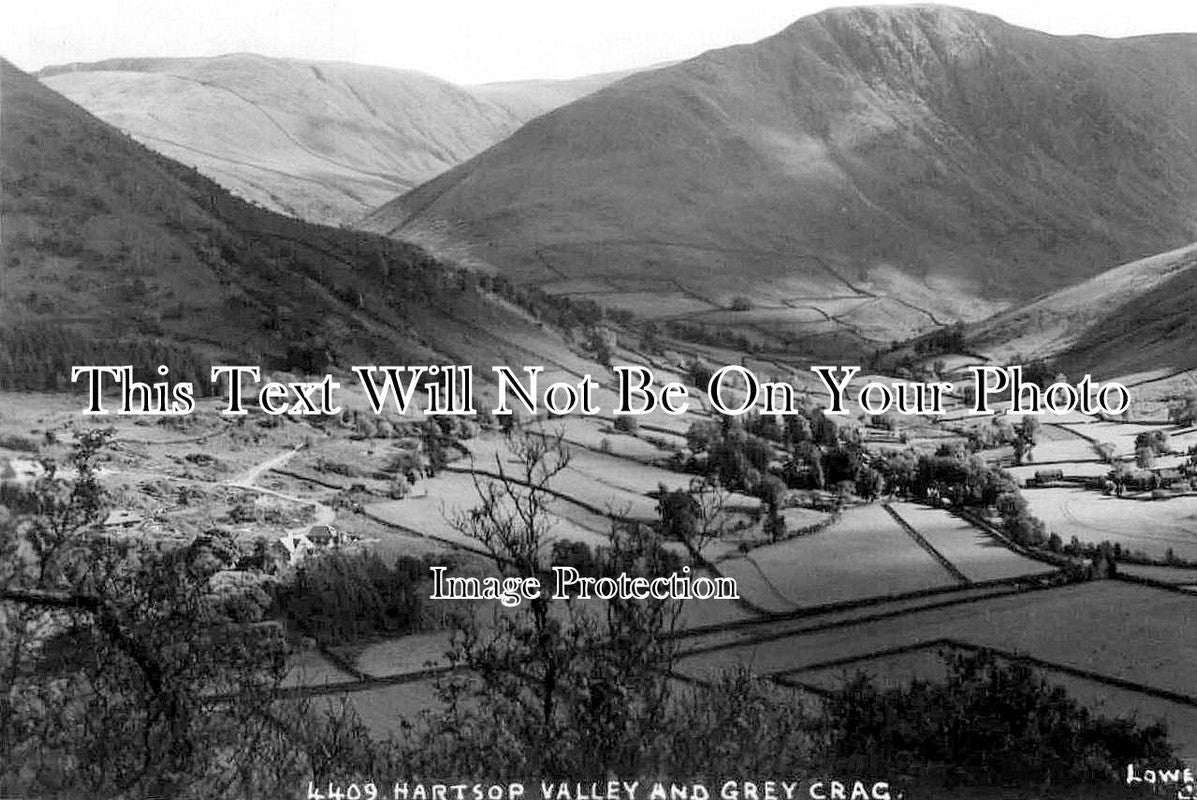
[417,425,683,777]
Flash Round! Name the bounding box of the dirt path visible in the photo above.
[226,446,335,531]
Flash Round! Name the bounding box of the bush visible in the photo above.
[276,551,434,645]
[823,648,1176,787]
[0,434,39,453]
[613,415,639,434]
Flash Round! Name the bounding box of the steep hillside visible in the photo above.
[38,55,626,226]
[982,243,1197,380]
[0,59,575,390]
[1055,260,1197,379]
[364,5,1197,334]
[965,243,1197,369]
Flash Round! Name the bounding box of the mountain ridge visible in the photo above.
[363,4,1197,336]
[38,54,640,226]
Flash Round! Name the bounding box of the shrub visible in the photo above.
[0,434,39,453]
[613,415,639,434]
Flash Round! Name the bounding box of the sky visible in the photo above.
[3,0,1195,85]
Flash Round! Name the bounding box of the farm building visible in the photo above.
[1030,468,1065,486]
[278,525,346,564]
[278,532,316,564]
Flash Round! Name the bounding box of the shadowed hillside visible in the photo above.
[364,5,1197,333]
[40,55,633,225]
[0,59,575,389]
[964,243,1197,376]
[1056,258,1197,378]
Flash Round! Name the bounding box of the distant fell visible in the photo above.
[39,54,634,226]
[363,5,1197,330]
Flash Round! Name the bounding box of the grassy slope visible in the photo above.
[39,55,625,226]
[1054,255,1197,377]
[364,6,1197,325]
[0,59,570,384]
[964,243,1197,373]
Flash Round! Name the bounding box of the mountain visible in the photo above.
[0,58,579,390]
[38,55,632,226]
[363,5,1197,339]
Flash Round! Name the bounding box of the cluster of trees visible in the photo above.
[684,407,868,495]
[0,323,213,394]
[1171,390,1197,427]
[911,321,965,355]
[479,274,608,335]
[827,648,1174,786]
[275,551,444,646]
[1134,429,1171,468]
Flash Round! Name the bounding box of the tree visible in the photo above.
[823,648,1175,787]
[854,466,885,502]
[0,429,303,796]
[1134,430,1170,456]
[1169,390,1197,427]
[421,418,448,477]
[427,427,685,776]
[613,415,639,434]
[1010,416,1040,465]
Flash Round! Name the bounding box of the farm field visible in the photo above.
[283,648,358,688]
[1022,487,1197,560]
[1025,436,1100,463]
[364,467,613,553]
[886,502,1056,582]
[1062,421,1194,458]
[676,581,1195,701]
[337,680,442,739]
[715,504,960,612]
[546,416,671,461]
[790,643,1197,759]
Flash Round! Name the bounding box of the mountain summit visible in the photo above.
[363,5,1197,328]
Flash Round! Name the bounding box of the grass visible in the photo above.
[1023,486,1197,560]
[887,503,1056,582]
[677,580,1194,699]
[718,504,959,612]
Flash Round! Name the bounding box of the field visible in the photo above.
[715,504,961,613]
[674,580,1196,757]
[886,503,1056,582]
[1022,487,1197,560]
[792,643,1197,760]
